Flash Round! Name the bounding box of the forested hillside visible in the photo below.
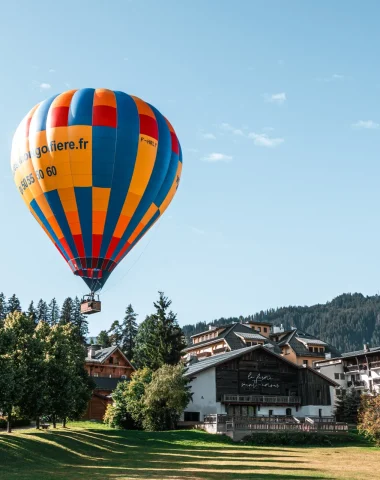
[182,293,380,353]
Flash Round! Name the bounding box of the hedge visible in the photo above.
[0,417,31,429]
[241,431,362,446]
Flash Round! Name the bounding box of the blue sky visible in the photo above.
[1,0,380,335]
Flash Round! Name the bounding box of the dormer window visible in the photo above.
[109,357,114,364]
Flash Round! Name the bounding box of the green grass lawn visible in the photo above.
[0,422,379,480]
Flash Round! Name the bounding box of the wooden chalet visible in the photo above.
[83,345,135,420]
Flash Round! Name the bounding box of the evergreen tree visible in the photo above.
[36,299,48,323]
[0,293,6,323]
[60,297,74,325]
[109,320,123,346]
[97,330,112,348]
[27,301,37,325]
[47,298,60,326]
[133,292,186,370]
[122,304,138,359]
[72,297,89,342]
[6,294,21,315]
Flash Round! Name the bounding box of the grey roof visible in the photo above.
[278,329,341,358]
[341,346,380,358]
[245,320,273,326]
[190,327,219,338]
[234,332,267,341]
[184,344,339,387]
[85,346,118,363]
[297,337,327,346]
[184,345,262,377]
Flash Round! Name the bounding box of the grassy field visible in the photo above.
[0,422,379,480]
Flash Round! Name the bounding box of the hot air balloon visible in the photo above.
[11,88,182,314]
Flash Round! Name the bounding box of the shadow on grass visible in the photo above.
[0,427,333,480]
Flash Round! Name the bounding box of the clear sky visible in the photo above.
[1,0,380,335]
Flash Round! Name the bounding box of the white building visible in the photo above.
[182,345,338,422]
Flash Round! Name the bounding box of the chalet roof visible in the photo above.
[234,332,267,341]
[278,329,341,358]
[190,327,219,338]
[184,344,339,387]
[184,345,262,376]
[244,320,273,326]
[85,345,135,369]
[183,323,281,354]
[341,346,380,358]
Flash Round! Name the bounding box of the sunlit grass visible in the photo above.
[0,422,379,480]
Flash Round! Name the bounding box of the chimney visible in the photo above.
[209,325,213,330]
[363,341,369,352]
[88,344,101,359]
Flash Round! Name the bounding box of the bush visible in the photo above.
[0,417,31,429]
[241,431,360,446]
[358,394,380,446]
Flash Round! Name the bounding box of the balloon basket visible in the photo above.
[80,294,101,315]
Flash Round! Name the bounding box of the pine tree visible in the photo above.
[72,297,89,342]
[133,292,186,370]
[97,330,112,348]
[6,294,21,315]
[36,299,48,323]
[109,320,123,346]
[60,297,74,325]
[122,304,138,359]
[27,301,37,325]
[0,293,6,323]
[47,298,60,326]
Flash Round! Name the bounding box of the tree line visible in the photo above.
[0,292,89,341]
[182,293,380,352]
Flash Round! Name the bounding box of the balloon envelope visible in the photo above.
[11,88,182,291]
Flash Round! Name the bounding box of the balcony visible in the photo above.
[213,347,227,355]
[344,365,360,374]
[370,360,380,370]
[347,380,366,388]
[197,351,211,359]
[222,394,301,405]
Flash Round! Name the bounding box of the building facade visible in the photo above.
[314,344,380,397]
[183,345,338,422]
[83,345,134,420]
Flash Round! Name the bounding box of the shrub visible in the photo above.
[0,416,31,429]
[241,431,360,446]
[358,394,380,446]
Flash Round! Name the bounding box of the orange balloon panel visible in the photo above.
[11,89,182,291]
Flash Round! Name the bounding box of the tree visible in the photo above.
[60,297,74,325]
[6,294,21,316]
[0,293,6,323]
[36,299,48,323]
[109,320,123,346]
[335,388,361,423]
[143,364,192,431]
[0,312,33,432]
[97,330,112,348]
[133,292,186,370]
[27,301,37,325]
[121,304,138,359]
[72,297,88,342]
[104,368,152,430]
[47,298,60,326]
[45,323,94,427]
[358,394,380,445]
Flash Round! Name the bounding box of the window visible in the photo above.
[93,373,98,377]
[264,327,268,333]
[319,348,324,353]
[286,408,292,416]
[334,373,339,380]
[303,360,309,366]
[246,342,252,347]
[257,327,261,332]
[109,357,113,364]
[340,373,345,380]
[309,347,313,352]
[184,412,200,422]
[269,410,273,416]
[319,409,322,418]
[317,390,321,400]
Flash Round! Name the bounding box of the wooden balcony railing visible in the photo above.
[222,394,301,405]
[370,360,380,369]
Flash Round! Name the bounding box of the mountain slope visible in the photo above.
[182,293,380,352]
